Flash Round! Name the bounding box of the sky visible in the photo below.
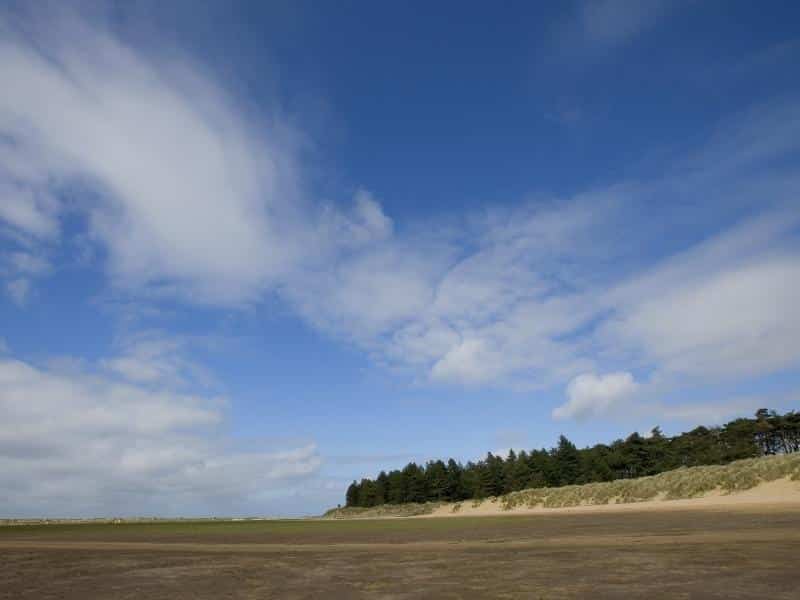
[1,0,799,517]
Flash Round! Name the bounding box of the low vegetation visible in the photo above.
[324,502,439,519]
[499,452,800,510]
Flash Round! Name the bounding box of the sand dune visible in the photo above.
[426,477,800,518]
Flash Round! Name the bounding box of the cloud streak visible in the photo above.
[0,10,391,306]
[579,0,671,47]
[604,210,800,380]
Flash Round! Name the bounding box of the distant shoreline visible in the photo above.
[0,516,306,527]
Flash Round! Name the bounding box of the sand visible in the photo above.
[426,477,800,518]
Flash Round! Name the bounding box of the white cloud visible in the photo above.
[0,9,616,385]
[7,251,50,275]
[548,208,800,421]
[286,238,453,341]
[1,6,799,406]
[0,17,295,304]
[0,178,61,240]
[286,180,800,393]
[0,251,52,307]
[345,188,394,245]
[1,250,51,306]
[426,294,596,387]
[553,371,639,420]
[0,354,321,517]
[287,200,606,387]
[431,338,494,384]
[100,331,216,389]
[0,11,391,307]
[604,210,800,379]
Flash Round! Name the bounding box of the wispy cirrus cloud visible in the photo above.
[0,8,389,306]
[99,330,218,389]
[579,0,672,48]
[541,0,678,68]
[1,4,799,450]
[1,249,51,305]
[603,210,800,380]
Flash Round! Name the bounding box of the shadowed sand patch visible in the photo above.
[3,527,800,553]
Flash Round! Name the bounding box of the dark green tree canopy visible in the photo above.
[344,409,800,507]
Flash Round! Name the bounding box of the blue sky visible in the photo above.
[1,0,799,517]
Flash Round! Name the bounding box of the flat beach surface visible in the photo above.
[3,488,800,599]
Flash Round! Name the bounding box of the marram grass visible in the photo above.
[500,453,800,511]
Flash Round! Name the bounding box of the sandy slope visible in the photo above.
[426,477,800,518]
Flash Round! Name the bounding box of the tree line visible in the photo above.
[345,408,800,508]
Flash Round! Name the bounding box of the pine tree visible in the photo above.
[444,459,464,501]
[426,460,448,501]
[553,435,580,485]
[402,463,427,503]
[375,471,388,505]
[509,450,532,491]
[387,470,404,504]
[345,481,359,507]
[479,453,505,497]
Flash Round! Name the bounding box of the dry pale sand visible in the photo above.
[425,477,800,518]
